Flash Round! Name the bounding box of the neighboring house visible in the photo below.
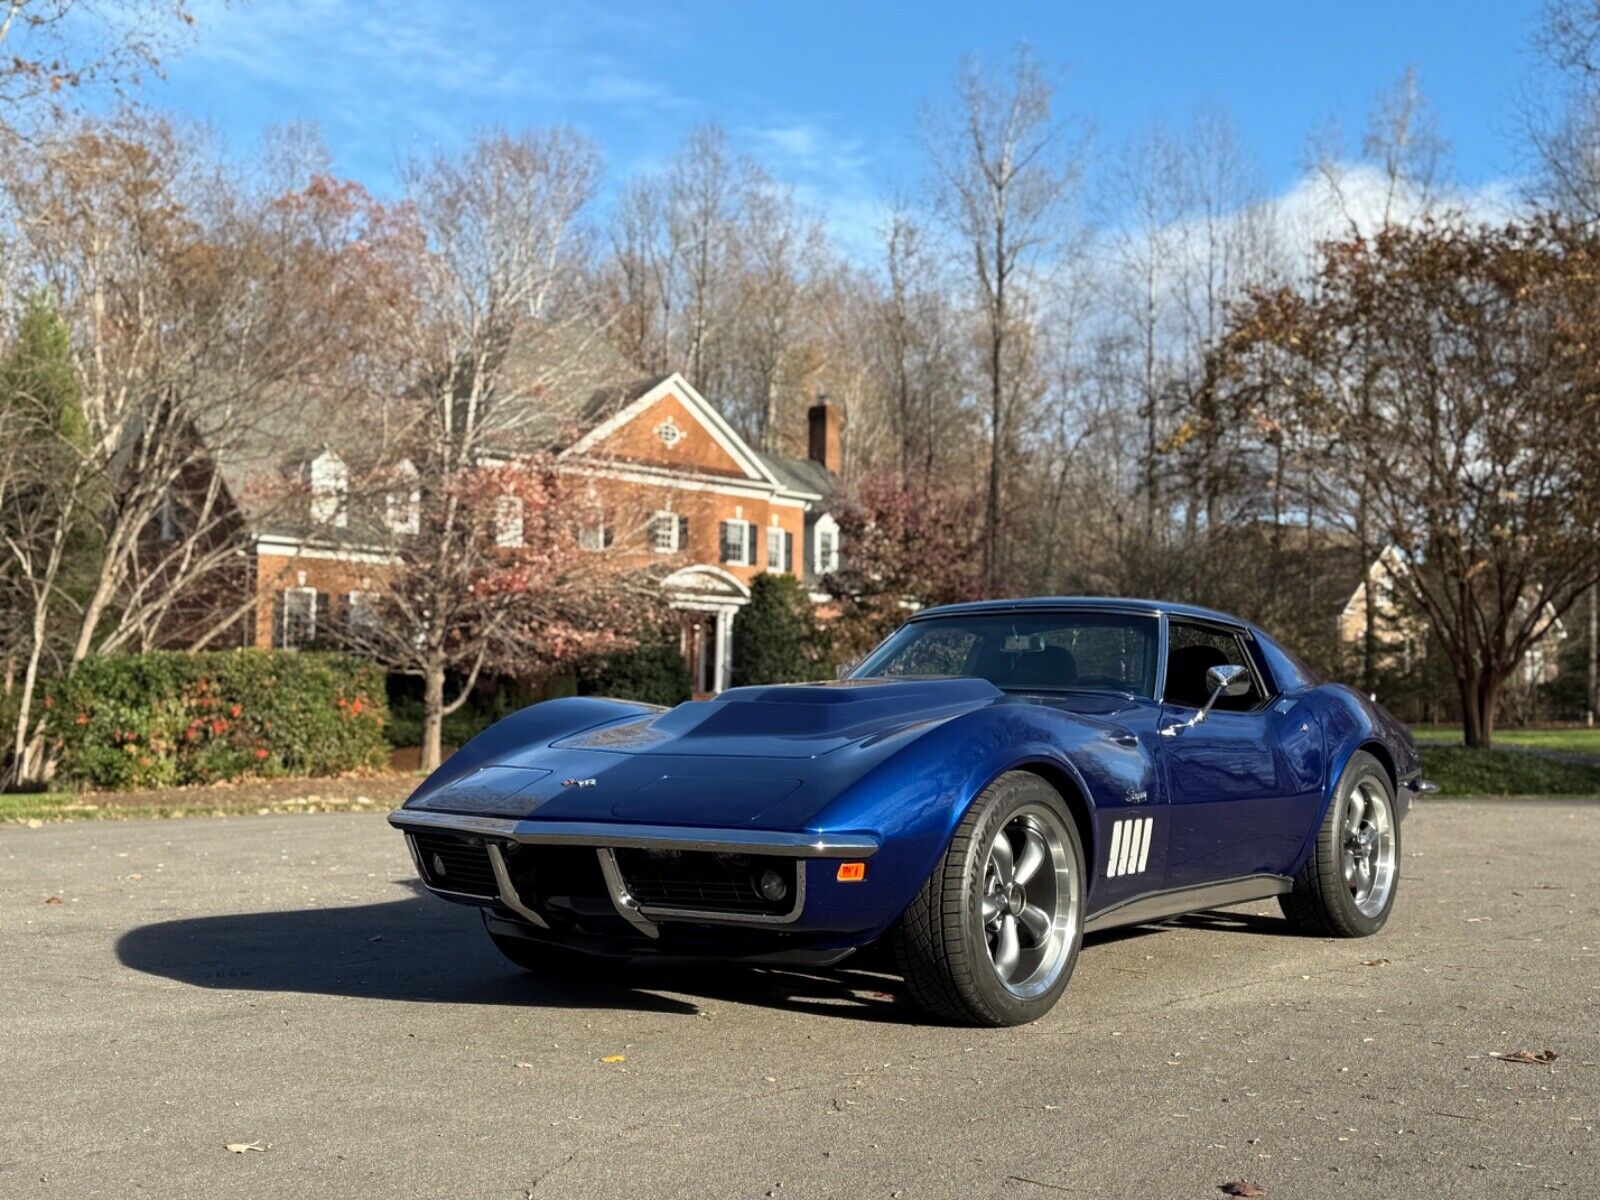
[1338,544,1566,684]
[186,333,844,698]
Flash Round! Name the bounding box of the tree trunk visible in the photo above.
[421,661,446,774]
[1459,668,1500,750]
[1587,583,1597,729]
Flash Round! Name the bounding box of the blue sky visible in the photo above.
[152,0,1548,256]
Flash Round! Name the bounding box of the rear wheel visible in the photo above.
[1279,750,1400,937]
[893,772,1085,1026]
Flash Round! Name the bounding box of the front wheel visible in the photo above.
[1279,750,1401,937]
[893,772,1086,1026]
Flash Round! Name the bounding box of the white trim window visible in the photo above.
[384,459,420,535]
[814,513,840,574]
[650,510,681,553]
[494,495,525,548]
[346,590,377,633]
[578,508,610,552]
[280,586,317,649]
[765,524,793,574]
[309,450,348,528]
[720,518,755,567]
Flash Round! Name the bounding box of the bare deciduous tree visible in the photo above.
[357,128,654,772]
[0,111,398,782]
[925,47,1080,594]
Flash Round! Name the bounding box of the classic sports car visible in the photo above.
[391,598,1430,1026]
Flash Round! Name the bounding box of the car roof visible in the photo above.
[911,596,1257,632]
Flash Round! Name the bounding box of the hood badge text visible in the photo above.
[562,778,597,788]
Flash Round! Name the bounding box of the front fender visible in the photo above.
[797,702,1152,942]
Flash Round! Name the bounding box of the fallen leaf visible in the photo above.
[24,818,42,829]
[600,1054,625,1064]
[225,1142,266,1154]
[1360,958,1389,967]
[1491,1049,1558,1065]
[515,1062,534,1069]
[1220,1182,1266,1198]
[44,896,63,905]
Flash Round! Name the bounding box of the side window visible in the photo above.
[1164,623,1260,711]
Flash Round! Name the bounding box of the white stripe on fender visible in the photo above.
[1107,816,1155,878]
[1107,821,1126,877]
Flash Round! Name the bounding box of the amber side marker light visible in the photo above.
[836,862,867,883]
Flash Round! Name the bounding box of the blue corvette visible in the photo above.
[390,598,1430,1025]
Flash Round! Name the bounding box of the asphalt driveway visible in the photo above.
[1,799,1595,1199]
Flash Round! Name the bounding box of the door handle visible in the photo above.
[1113,733,1138,747]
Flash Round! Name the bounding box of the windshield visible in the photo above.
[850,611,1160,698]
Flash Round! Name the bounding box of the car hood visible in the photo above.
[403,677,1004,827]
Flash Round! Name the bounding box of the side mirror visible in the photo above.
[1207,663,1252,699]
[1162,663,1252,737]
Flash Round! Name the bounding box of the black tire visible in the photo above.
[892,772,1086,1026]
[1279,750,1401,937]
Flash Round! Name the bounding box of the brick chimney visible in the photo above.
[807,393,842,475]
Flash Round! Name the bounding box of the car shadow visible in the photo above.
[1084,906,1300,948]
[117,890,1300,1025]
[114,884,925,1023]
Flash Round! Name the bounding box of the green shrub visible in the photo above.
[579,633,691,707]
[732,573,831,686]
[49,650,389,789]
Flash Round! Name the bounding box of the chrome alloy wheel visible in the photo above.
[1342,778,1396,917]
[980,804,1079,999]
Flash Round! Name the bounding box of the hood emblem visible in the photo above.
[562,778,597,788]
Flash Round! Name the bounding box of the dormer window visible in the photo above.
[813,513,840,575]
[384,459,420,535]
[309,451,348,528]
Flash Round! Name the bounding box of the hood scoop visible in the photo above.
[553,676,1001,758]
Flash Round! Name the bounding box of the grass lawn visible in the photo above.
[1410,725,1600,754]
[1417,745,1600,796]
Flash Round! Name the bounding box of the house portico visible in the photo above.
[662,565,750,696]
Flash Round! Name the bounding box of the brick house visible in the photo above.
[209,360,843,698]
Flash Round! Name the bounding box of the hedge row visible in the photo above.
[49,650,389,789]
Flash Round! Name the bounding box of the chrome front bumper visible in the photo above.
[389,809,880,939]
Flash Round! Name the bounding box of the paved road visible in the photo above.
[1,800,1595,1200]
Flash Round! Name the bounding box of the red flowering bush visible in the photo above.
[51,651,389,789]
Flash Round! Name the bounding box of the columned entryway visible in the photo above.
[661,565,750,697]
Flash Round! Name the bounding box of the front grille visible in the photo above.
[411,832,497,898]
[613,849,797,918]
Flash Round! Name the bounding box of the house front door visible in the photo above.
[683,610,721,698]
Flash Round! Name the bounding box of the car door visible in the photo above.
[1157,621,1313,889]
